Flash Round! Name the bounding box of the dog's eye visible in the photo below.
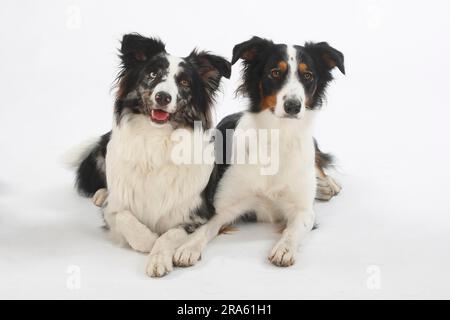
[180,79,190,87]
[304,72,313,81]
[149,72,158,79]
[270,69,281,79]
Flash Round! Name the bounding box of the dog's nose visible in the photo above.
[284,99,302,115]
[155,91,172,107]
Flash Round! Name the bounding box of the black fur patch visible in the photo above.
[191,112,245,223]
[75,132,110,196]
[206,112,244,198]
[314,139,334,170]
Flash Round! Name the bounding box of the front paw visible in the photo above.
[125,231,157,254]
[269,240,296,267]
[115,214,158,253]
[173,244,202,268]
[146,252,173,278]
[92,188,108,207]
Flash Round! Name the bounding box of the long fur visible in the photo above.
[71,34,231,277]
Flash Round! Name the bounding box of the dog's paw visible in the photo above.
[146,252,173,278]
[126,228,158,254]
[115,214,157,254]
[92,188,108,207]
[173,244,202,268]
[130,238,155,254]
[269,240,296,267]
[327,176,342,194]
[315,176,341,201]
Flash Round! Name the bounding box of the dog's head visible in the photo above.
[115,33,231,129]
[232,37,345,119]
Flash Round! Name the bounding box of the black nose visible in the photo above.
[284,99,302,115]
[155,91,172,107]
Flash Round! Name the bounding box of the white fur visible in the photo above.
[100,54,215,277]
[147,227,189,277]
[62,136,101,170]
[103,113,213,274]
[115,210,158,253]
[174,108,318,268]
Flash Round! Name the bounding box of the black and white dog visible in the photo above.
[72,35,342,277]
[171,37,345,271]
[72,34,231,277]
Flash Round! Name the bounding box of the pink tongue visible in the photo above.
[151,109,170,121]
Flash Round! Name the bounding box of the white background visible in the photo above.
[1,0,450,299]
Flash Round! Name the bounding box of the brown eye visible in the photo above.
[149,72,158,79]
[304,72,313,81]
[180,79,190,87]
[271,69,281,79]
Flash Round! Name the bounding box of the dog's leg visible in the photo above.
[146,227,189,278]
[314,140,341,201]
[269,209,315,267]
[92,188,108,207]
[315,166,342,201]
[173,199,252,268]
[115,211,158,253]
[172,217,222,268]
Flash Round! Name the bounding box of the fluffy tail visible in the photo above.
[314,139,334,171]
[64,132,111,197]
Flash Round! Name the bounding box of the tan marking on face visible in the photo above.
[261,95,277,110]
[278,61,288,72]
[259,81,277,110]
[299,63,309,73]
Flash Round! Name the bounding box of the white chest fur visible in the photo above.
[214,110,317,222]
[104,115,213,234]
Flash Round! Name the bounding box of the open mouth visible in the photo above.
[150,109,171,124]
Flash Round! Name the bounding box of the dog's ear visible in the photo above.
[304,42,345,75]
[120,33,166,69]
[231,36,273,65]
[189,51,232,92]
